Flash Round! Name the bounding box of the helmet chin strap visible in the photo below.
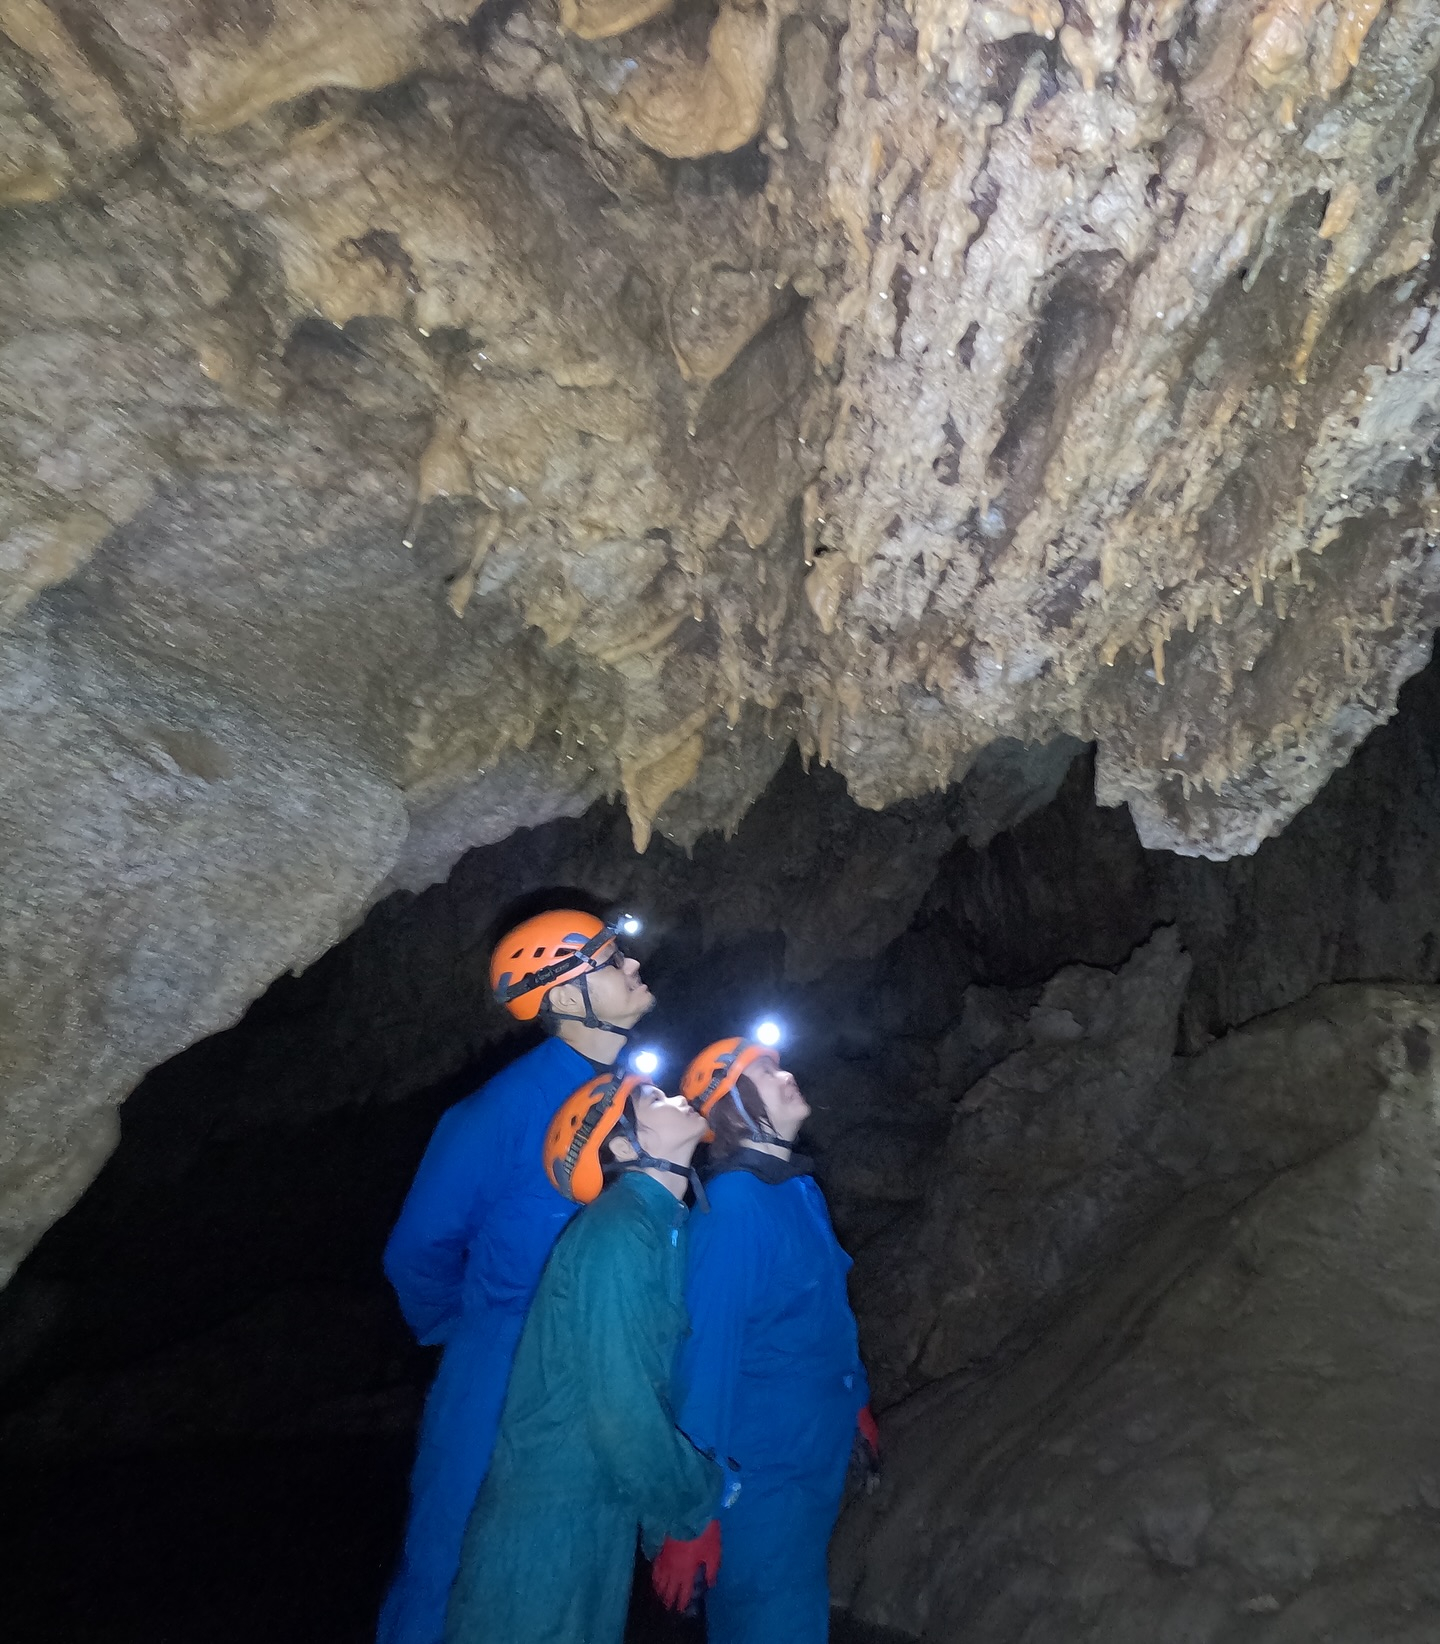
[543,972,635,1047]
[613,1112,709,1213]
[726,1085,795,1154]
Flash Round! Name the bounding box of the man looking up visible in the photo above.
[377,909,655,1644]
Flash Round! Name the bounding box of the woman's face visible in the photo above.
[631,1083,708,1160]
[746,1055,811,1140]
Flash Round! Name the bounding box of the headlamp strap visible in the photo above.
[615,1110,708,1211]
[724,1077,792,1153]
[539,971,636,1048]
[496,922,621,1006]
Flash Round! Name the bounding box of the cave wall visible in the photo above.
[7,647,1440,1466]
[845,650,1440,1398]
[835,985,1440,1643]
[934,631,1440,1047]
[6,0,1440,1288]
[0,729,1079,1450]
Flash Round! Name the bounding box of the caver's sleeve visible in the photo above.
[383,1096,509,1345]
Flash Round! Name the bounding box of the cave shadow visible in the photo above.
[0,1035,685,1644]
[0,963,896,1644]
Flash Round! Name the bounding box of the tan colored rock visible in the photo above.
[970,0,1062,42]
[806,0,1440,850]
[111,0,469,134]
[0,502,112,623]
[0,0,135,150]
[622,721,707,850]
[3,0,1440,1285]
[558,0,673,42]
[618,0,780,158]
[667,260,778,384]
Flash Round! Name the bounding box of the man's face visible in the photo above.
[550,945,654,1029]
[631,1083,708,1158]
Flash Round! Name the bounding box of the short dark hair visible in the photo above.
[706,1073,768,1161]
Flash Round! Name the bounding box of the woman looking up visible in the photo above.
[653,1034,878,1642]
[445,1070,722,1644]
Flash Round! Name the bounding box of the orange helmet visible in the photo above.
[490,910,617,1021]
[544,1070,645,1204]
[680,1037,780,1122]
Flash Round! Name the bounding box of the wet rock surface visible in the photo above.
[7,0,1440,1276]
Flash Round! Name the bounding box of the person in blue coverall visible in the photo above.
[653,1033,880,1643]
[377,907,656,1644]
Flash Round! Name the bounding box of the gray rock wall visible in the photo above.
[7,0,1440,1298]
[9,648,1440,1435]
[835,985,1440,1643]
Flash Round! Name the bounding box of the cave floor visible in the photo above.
[3,1436,905,1643]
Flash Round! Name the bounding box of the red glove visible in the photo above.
[848,1404,881,1496]
[651,1518,722,1612]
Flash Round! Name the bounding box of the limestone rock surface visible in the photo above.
[5,0,1440,1274]
[848,935,1399,1401]
[834,985,1440,1642]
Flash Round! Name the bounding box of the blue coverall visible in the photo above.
[378,1036,596,1644]
[676,1154,868,1644]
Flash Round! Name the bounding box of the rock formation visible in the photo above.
[6,651,1440,1638]
[833,984,1440,1643]
[4,0,1440,1277]
[6,649,1440,1443]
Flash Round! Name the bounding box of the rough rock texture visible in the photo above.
[0,733,1086,1433]
[11,648,1440,1467]
[834,985,1440,1642]
[814,0,1440,850]
[9,644,1440,1437]
[0,619,408,1291]
[4,683,1440,1638]
[5,1,1440,1279]
[854,925,1197,1398]
[850,954,1401,1401]
[933,643,1440,1041]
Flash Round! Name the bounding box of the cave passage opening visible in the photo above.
[5,654,1440,1644]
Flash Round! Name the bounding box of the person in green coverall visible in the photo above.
[445,1069,723,1644]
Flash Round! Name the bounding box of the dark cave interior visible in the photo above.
[5,652,1440,1644]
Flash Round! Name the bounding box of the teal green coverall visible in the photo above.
[445,1170,721,1644]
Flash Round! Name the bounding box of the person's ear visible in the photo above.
[607,1132,638,1164]
[548,980,582,1017]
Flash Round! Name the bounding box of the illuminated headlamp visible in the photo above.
[752,1019,783,1049]
[631,1047,662,1077]
[615,914,643,939]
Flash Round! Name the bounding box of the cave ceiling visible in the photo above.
[3,0,1440,1275]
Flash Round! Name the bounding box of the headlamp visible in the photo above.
[752,1019,783,1048]
[631,1047,662,1077]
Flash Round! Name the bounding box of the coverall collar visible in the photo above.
[617,1166,691,1226]
[706,1148,814,1185]
[542,1037,610,1079]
